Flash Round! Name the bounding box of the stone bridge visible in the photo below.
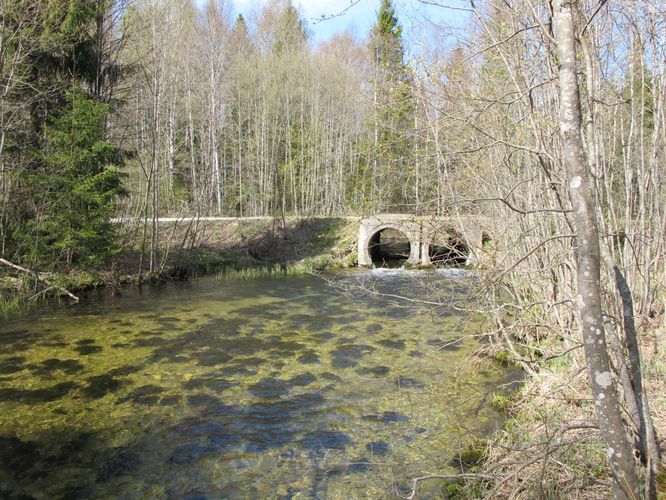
[357,214,485,267]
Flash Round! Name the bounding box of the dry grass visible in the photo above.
[116,216,359,274]
[482,353,611,499]
[475,322,666,499]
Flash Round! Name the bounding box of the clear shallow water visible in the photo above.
[0,269,518,499]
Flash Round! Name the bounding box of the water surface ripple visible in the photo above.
[0,269,517,498]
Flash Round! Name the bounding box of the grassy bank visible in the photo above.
[438,325,666,499]
[144,216,359,279]
[0,217,359,317]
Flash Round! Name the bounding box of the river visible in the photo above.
[0,268,519,498]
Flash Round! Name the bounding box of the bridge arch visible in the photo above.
[424,227,470,265]
[358,215,424,267]
[366,225,418,267]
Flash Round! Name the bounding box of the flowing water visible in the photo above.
[0,269,519,499]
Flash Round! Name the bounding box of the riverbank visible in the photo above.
[0,217,359,316]
[444,323,666,499]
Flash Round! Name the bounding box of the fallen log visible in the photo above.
[0,258,79,303]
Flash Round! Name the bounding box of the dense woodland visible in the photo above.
[0,0,425,267]
[117,0,425,218]
[1,0,665,497]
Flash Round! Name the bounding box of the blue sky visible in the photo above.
[231,0,469,51]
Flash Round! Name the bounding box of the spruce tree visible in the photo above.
[372,0,406,76]
[231,14,253,57]
[274,3,308,55]
[25,88,126,265]
[369,0,414,211]
[5,1,126,267]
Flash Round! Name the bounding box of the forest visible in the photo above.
[0,0,665,498]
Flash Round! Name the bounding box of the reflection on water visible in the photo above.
[0,269,518,498]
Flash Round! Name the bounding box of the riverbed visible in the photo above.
[0,268,518,498]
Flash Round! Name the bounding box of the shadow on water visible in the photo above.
[0,430,99,498]
[0,330,46,355]
[0,356,27,375]
[29,358,85,377]
[0,382,80,404]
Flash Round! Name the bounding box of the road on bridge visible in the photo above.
[111,216,359,223]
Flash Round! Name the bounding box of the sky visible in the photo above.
[230,0,469,51]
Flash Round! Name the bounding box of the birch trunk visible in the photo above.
[553,1,639,497]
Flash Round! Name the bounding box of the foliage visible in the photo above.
[371,0,406,78]
[1,1,126,268]
[369,0,415,210]
[0,290,28,319]
[273,2,308,54]
[490,393,512,413]
[29,0,117,122]
[20,88,126,265]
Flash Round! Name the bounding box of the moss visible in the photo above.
[442,481,466,499]
[656,465,666,497]
[440,476,487,499]
[494,351,511,366]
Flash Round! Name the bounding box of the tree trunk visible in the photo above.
[552,1,640,498]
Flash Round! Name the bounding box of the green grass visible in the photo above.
[0,292,27,318]
[0,287,65,318]
[490,393,512,413]
[167,249,233,279]
[216,259,333,281]
[217,265,290,280]
[1,217,359,316]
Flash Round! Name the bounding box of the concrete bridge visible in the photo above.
[357,214,485,267]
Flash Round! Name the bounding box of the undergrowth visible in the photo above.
[451,323,666,499]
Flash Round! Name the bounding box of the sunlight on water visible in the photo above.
[0,271,518,498]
